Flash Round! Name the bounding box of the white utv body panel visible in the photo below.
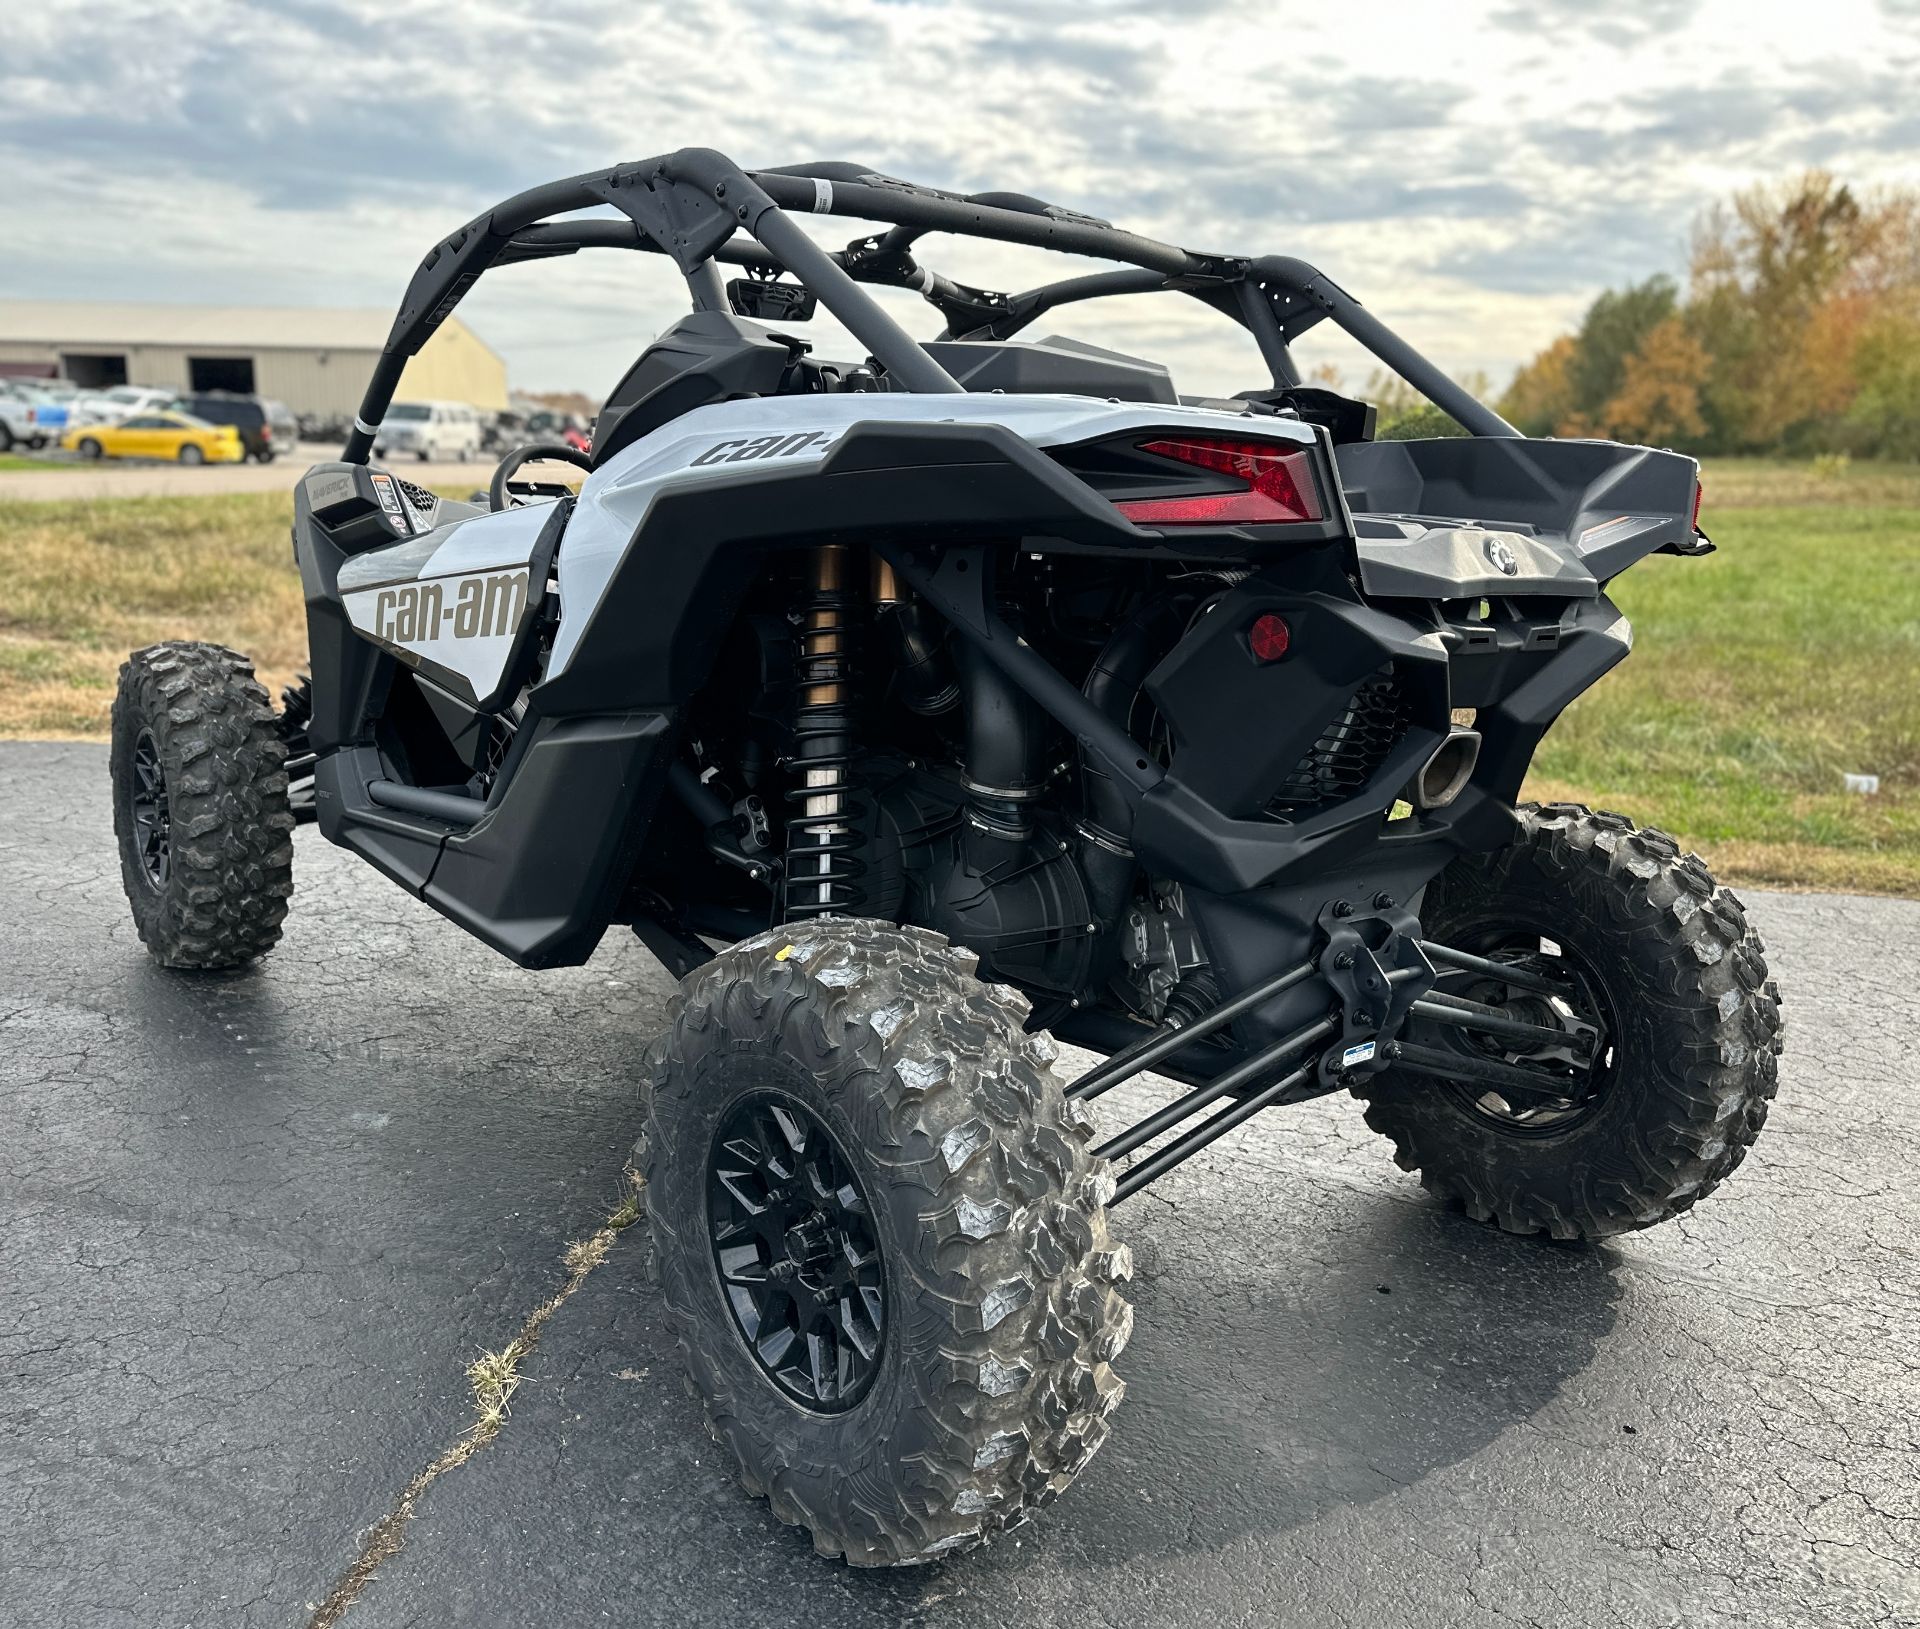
[545,391,1315,680]
[330,390,1313,706]
[337,497,553,704]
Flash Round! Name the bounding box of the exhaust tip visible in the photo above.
[1408,728,1481,811]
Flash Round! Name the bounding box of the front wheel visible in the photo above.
[110,643,294,968]
[1357,804,1784,1239]
[644,919,1132,1565]
[78,437,103,460]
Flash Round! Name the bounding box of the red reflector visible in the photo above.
[1114,437,1323,527]
[1248,613,1291,663]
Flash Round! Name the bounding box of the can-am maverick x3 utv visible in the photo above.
[110,150,1784,1566]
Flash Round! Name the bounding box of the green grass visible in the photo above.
[0,454,55,472]
[0,492,307,736]
[1698,455,1920,510]
[0,462,1914,893]
[1525,462,1920,893]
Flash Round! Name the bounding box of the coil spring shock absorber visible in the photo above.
[783,544,867,919]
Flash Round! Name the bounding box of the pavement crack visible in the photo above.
[304,1171,646,1629]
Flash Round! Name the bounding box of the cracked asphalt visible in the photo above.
[3,739,1916,1628]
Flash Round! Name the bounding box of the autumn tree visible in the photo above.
[1496,171,1920,458]
[1600,318,1711,446]
[1568,276,1679,421]
[1498,335,1577,436]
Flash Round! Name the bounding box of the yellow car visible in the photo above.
[63,411,245,465]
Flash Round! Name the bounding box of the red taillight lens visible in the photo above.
[1248,612,1291,663]
[1692,478,1703,530]
[1114,437,1323,527]
[260,423,272,441]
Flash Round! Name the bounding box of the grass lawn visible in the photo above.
[0,460,1915,894]
[0,454,56,472]
[1528,480,1920,895]
[0,493,309,735]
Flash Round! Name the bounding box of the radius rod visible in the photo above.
[1096,1014,1338,1163]
[1110,1053,1327,1205]
[1067,960,1315,1101]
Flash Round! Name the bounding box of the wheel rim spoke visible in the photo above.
[706,1091,885,1412]
[127,729,171,888]
[1420,930,1618,1134]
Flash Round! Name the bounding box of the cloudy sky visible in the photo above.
[4,0,1918,400]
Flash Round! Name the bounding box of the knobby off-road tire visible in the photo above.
[644,918,1133,1565]
[110,642,294,969]
[1357,803,1785,1239]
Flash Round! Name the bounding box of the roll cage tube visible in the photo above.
[343,146,1516,463]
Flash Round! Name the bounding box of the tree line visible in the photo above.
[1494,173,1920,459]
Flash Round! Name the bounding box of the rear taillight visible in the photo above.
[1113,437,1323,527]
[1692,478,1703,530]
[260,423,272,441]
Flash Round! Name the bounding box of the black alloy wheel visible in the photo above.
[1429,929,1618,1135]
[1354,803,1785,1239]
[127,727,171,889]
[707,1091,886,1412]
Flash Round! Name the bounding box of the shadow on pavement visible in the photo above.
[350,1161,1622,1626]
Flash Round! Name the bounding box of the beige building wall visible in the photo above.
[0,316,507,418]
[397,321,509,412]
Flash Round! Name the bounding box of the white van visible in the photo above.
[373,400,483,463]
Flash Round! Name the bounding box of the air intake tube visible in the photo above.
[1077,601,1181,931]
[956,634,1042,868]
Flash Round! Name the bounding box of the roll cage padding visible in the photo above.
[343,146,1517,464]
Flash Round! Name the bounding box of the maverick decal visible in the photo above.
[689,429,838,467]
[374,570,529,644]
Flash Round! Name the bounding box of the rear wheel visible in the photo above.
[1357,804,1784,1239]
[178,444,205,465]
[645,919,1132,1564]
[110,642,294,968]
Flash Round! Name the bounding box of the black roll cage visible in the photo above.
[344,148,1517,462]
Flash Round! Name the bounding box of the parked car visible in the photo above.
[525,407,593,454]
[480,408,528,456]
[62,411,244,464]
[170,391,298,463]
[372,400,482,462]
[0,389,46,451]
[7,382,72,443]
[66,385,174,426]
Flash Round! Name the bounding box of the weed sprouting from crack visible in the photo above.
[306,1168,647,1629]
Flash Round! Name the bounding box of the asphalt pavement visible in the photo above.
[2,740,1915,1628]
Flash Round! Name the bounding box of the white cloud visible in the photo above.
[1,0,1916,397]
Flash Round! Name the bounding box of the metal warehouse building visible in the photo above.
[0,302,507,419]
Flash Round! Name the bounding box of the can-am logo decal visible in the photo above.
[1483,536,1520,576]
[375,570,528,643]
[690,430,837,467]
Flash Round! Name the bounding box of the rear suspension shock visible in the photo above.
[782,544,866,919]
